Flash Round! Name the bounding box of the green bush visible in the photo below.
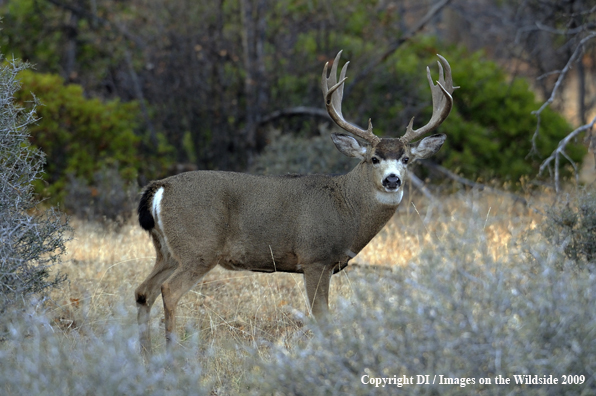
[0,58,69,311]
[388,43,584,184]
[14,70,141,203]
[440,50,585,184]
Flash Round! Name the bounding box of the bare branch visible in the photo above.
[530,32,596,156]
[538,114,596,191]
[534,21,596,36]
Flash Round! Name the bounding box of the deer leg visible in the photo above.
[161,261,216,351]
[135,252,177,359]
[303,265,333,322]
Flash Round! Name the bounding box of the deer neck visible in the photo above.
[340,163,402,253]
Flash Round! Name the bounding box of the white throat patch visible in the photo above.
[375,189,403,206]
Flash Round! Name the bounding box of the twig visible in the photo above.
[538,114,596,192]
[534,21,596,36]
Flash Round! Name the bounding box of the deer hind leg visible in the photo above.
[161,258,217,351]
[135,234,177,358]
[303,265,333,322]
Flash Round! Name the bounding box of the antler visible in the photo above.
[322,51,381,146]
[399,55,457,144]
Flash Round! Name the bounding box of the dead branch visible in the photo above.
[530,32,596,156]
[538,114,596,193]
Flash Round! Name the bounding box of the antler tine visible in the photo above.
[399,54,458,144]
[322,51,381,145]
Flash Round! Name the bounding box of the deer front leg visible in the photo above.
[303,265,333,322]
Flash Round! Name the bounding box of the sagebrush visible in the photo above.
[0,58,69,312]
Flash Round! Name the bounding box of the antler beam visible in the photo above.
[399,55,457,144]
[321,51,381,146]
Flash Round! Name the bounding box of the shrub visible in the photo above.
[0,306,210,395]
[64,165,138,221]
[0,58,69,311]
[13,69,141,204]
[248,195,596,395]
[438,49,585,184]
[537,186,596,270]
[250,126,358,175]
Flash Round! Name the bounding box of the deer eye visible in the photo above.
[371,157,380,164]
[402,157,409,165]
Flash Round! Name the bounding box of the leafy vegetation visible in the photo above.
[1,0,584,188]
[14,70,141,204]
[440,50,585,183]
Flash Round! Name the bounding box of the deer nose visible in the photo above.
[383,174,401,190]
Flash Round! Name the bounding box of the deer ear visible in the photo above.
[331,133,369,159]
[410,134,446,160]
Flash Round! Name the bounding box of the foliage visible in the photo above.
[538,186,596,270]
[439,49,585,184]
[373,42,586,185]
[248,198,596,395]
[13,69,141,204]
[0,0,586,186]
[0,58,69,311]
[252,40,585,184]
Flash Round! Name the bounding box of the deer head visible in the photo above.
[322,51,456,202]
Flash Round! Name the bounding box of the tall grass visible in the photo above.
[1,189,594,395]
[249,191,596,395]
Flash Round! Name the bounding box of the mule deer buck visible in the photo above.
[135,51,456,355]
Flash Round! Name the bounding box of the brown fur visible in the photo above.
[135,163,400,356]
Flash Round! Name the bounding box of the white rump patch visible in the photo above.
[375,189,403,206]
[152,187,165,231]
[344,249,357,259]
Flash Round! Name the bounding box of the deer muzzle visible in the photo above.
[382,174,401,190]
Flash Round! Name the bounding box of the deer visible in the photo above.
[135,51,456,356]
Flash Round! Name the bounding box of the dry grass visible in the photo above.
[38,188,538,392]
[5,187,591,395]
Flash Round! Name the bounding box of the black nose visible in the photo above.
[382,174,401,190]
